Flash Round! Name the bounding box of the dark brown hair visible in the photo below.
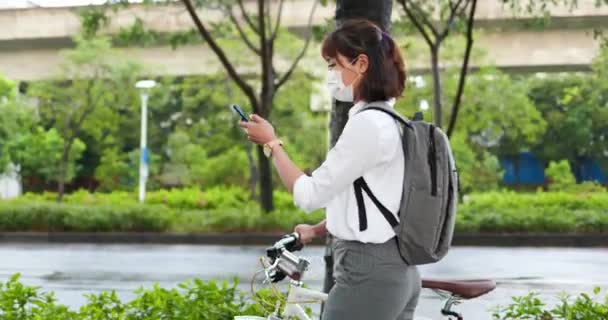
[321,19,407,102]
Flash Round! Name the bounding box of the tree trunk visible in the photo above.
[256,145,274,212]
[258,54,275,212]
[446,0,478,138]
[245,142,258,201]
[258,43,274,214]
[335,0,393,31]
[430,45,443,128]
[328,100,352,147]
[56,143,71,202]
[256,0,276,213]
[323,1,393,317]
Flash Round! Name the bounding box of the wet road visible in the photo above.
[1,244,606,319]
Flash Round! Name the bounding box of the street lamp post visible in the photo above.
[135,80,156,203]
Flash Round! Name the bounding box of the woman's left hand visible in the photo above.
[239,114,277,145]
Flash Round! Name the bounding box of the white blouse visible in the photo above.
[293,100,404,243]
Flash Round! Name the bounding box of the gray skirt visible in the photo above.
[321,237,421,320]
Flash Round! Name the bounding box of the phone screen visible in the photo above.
[231,104,249,122]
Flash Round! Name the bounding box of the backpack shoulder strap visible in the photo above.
[353,101,407,232]
[354,177,399,231]
[356,101,412,129]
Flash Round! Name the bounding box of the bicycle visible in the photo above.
[235,233,496,320]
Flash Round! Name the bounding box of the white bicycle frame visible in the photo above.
[282,282,328,320]
[235,279,328,320]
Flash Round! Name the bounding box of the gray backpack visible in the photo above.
[354,101,458,265]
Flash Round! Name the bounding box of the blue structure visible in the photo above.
[501,152,607,185]
[500,152,546,185]
[572,157,607,184]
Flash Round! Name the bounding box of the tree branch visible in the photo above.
[258,0,266,43]
[258,0,269,80]
[447,0,477,138]
[181,0,258,110]
[399,0,435,48]
[271,0,285,41]
[264,0,273,36]
[228,8,261,56]
[236,0,260,35]
[275,0,318,91]
[68,80,99,145]
[409,0,439,38]
[437,0,465,42]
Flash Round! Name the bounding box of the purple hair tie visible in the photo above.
[380,31,392,52]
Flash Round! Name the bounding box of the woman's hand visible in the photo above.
[239,114,276,145]
[294,224,318,244]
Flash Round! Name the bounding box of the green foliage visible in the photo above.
[450,132,503,194]
[144,70,326,192]
[492,288,608,320]
[492,291,553,320]
[0,76,36,171]
[528,76,593,162]
[115,18,161,47]
[0,274,277,320]
[398,67,547,153]
[79,7,110,38]
[587,46,608,171]
[0,200,172,232]
[26,35,141,194]
[397,66,539,191]
[461,69,547,155]
[527,67,608,171]
[1,188,607,234]
[158,131,250,188]
[546,160,577,192]
[457,191,608,233]
[0,74,16,100]
[8,127,86,183]
[545,160,607,193]
[94,148,131,191]
[0,274,76,320]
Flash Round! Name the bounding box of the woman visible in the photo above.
[239,19,421,320]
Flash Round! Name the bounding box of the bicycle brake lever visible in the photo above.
[269,269,287,283]
[284,239,304,252]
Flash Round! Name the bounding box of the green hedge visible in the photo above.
[15,186,250,210]
[457,192,608,233]
[0,201,173,232]
[1,188,607,233]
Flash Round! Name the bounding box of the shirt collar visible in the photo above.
[348,98,396,118]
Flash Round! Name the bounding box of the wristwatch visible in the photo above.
[263,139,284,158]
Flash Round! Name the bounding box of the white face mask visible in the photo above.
[326,69,353,102]
[326,58,359,102]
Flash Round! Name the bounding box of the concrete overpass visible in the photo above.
[0,0,606,80]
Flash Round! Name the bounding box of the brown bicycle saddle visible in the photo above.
[422,279,496,299]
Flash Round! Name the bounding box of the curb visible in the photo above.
[0,232,606,247]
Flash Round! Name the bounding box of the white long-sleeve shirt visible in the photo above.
[293,100,404,243]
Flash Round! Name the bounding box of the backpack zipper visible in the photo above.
[428,125,438,196]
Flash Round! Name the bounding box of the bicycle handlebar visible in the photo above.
[264,233,309,282]
[272,232,300,249]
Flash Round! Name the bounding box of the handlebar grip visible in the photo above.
[274,232,300,248]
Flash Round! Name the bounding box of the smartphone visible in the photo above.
[231,104,249,122]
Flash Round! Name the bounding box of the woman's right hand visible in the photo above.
[294,224,317,244]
